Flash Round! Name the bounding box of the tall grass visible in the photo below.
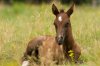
[0,3,100,66]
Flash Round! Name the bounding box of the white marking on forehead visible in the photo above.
[58,16,62,22]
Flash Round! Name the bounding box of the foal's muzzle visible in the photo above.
[56,35,64,45]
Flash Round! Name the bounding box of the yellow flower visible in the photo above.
[68,50,74,61]
[68,50,73,53]
[69,52,74,57]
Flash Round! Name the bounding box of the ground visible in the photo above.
[0,3,100,66]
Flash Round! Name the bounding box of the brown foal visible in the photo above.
[22,3,81,66]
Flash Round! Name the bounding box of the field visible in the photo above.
[0,3,100,66]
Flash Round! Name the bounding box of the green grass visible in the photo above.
[0,3,100,66]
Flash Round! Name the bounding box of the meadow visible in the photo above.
[0,3,100,66]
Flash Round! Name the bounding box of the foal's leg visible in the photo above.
[31,48,40,64]
[65,50,81,63]
[21,48,33,66]
[63,50,72,63]
[73,51,81,63]
[22,47,40,65]
[22,44,40,66]
[73,44,82,64]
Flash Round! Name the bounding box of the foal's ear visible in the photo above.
[52,4,59,16]
[66,3,74,17]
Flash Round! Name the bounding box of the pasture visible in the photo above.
[0,3,100,66]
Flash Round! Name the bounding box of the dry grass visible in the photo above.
[0,3,100,66]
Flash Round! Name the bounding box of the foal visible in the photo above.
[22,3,81,66]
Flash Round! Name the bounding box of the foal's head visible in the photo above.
[52,4,74,45]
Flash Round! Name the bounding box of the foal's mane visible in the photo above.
[60,9,64,13]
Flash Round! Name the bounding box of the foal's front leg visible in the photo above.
[21,48,33,66]
[22,47,40,66]
[73,44,82,64]
[73,51,81,63]
[64,50,72,63]
[65,49,81,63]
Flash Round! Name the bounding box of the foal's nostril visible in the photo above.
[60,36,63,39]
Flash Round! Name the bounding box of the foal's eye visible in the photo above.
[54,23,57,28]
[64,23,69,28]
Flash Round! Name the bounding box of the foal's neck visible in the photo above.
[63,26,75,48]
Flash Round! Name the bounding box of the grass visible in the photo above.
[0,3,100,66]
